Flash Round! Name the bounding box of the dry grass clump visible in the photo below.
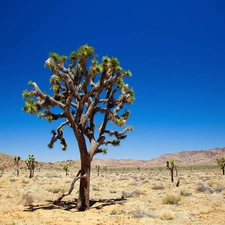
[160,210,175,220]
[162,194,181,204]
[22,193,34,206]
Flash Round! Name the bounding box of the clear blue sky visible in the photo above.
[1,0,225,162]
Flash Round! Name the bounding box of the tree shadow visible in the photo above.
[23,197,127,212]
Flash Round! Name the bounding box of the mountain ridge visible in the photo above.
[1,147,225,168]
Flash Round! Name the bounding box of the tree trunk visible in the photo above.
[170,170,174,182]
[223,168,225,175]
[77,154,91,211]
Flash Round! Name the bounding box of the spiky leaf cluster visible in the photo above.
[216,157,225,169]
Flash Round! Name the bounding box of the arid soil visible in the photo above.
[0,166,225,225]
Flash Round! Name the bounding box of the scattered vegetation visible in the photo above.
[14,156,21,177]
[216,157,225,175]
[25,154,38,178]
[62,164,69,176]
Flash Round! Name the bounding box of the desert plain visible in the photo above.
[0,164,225,225]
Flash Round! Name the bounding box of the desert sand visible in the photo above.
[0,166,225,225]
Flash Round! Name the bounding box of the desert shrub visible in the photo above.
[121,189,145,198]
[160,210,175,220]
[162,194,181,204]
[213,186,225,193]
[129,209,152,218]
[180,189,192,196]
[152,184,165,190]
[196,183,214,194]
[22,193,34,206]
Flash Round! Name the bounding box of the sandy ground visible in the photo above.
[0,167,225,225]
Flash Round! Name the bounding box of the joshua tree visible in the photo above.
[63,164,69,176]
[216,157,225,175]
[95,164,100,176]
[22,44,134,211]
[14,156,21,177]
[0,166,5,174]
[137,166,140,172]
[166,160,175,182]
[25,154,37,178]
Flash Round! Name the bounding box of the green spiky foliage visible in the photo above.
[62,164,69,176]
[25,154,38,178]
[166,160,175,182]
[22,44,134,211]
[14,156,21,177]
[216,157,225,175]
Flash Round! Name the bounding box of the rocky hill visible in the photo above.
[148,147,225,166]
[0,147,225,169]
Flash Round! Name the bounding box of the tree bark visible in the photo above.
[170,170,174,182]
[77,152,92,211]
[223,168,225,175]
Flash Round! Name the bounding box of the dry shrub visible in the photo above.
[180,189,191,196]
[129,209,152,218]
[22,193,34,206]
[152,184,165,190]
[162,194,181,204]
[196,183,225,194]
[160,210,174,220]
[121,189,145,198]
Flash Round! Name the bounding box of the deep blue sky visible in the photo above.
[1,0,225,162]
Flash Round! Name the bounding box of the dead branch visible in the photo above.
[53,170,87,205]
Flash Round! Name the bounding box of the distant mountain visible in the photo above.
[1,147,225,169]
[148,147,225,166]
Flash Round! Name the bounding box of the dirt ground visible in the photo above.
[0,167,225,225]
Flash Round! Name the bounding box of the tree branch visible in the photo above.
[53,170,87,204]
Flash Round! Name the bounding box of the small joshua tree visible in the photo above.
[63,164,69,176]
[216,157,225,175]
[14,156,21,177]
[166,160,175,182]
[0,166,5,174]
[25,154,37,178]
[95,164,100,176]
